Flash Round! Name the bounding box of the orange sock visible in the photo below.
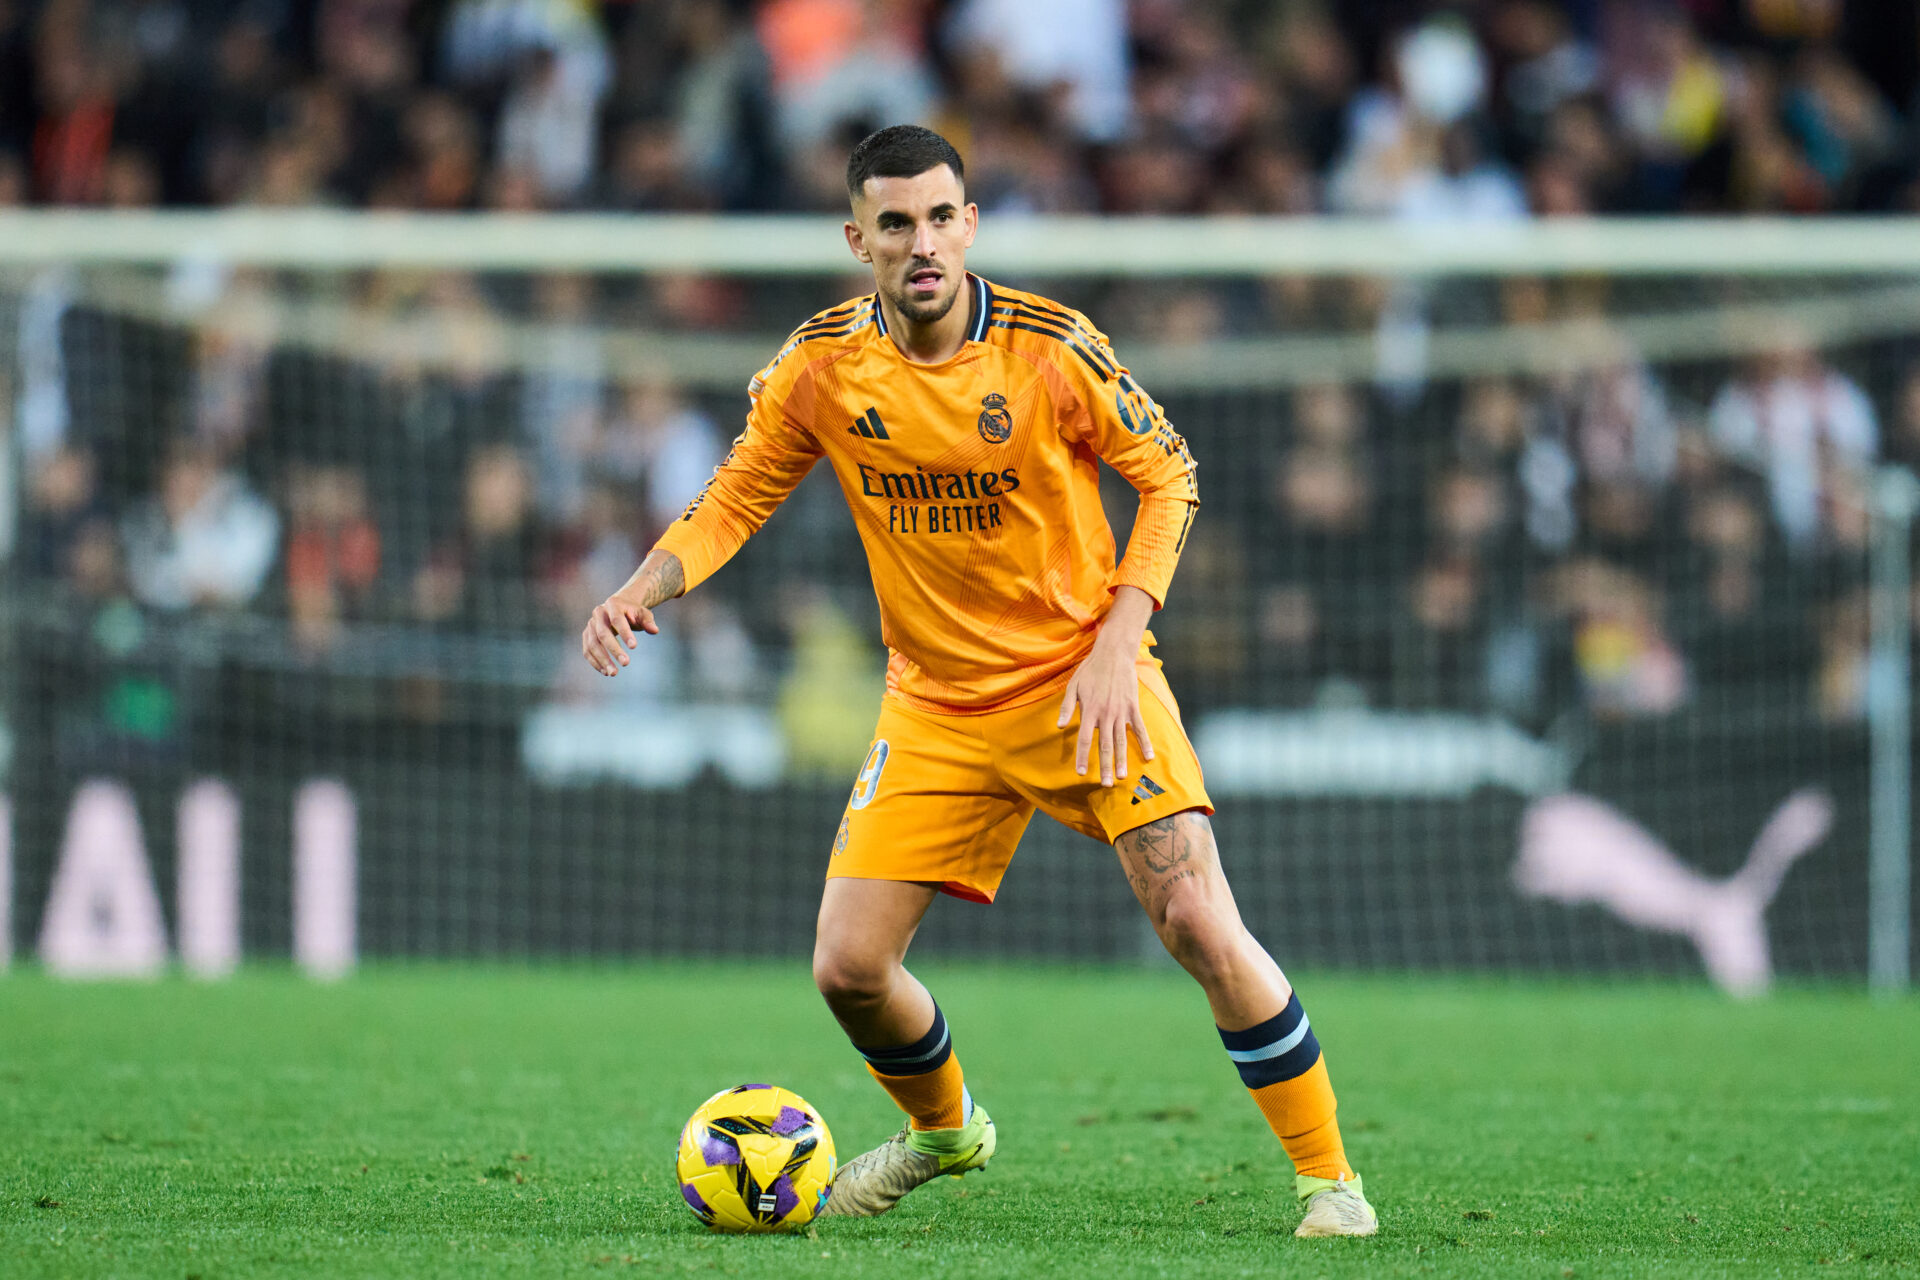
[1219,991,1354,1180]
[853,1002,970,1131]
[1249,1057,1352,1179]
[869,1054,968,1130]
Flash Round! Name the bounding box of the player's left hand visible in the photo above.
[1058,639,1155,788]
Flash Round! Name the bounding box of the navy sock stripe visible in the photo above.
[1218,993,1322,1088]
[854,1005,953,1077]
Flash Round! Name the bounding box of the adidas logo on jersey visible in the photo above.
[848,407,890,440]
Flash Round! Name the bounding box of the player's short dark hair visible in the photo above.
[845,125,965,202]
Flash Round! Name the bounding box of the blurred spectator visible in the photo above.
[521,272,608,521]
[1265,8,1357,172]
[285,464,383,654]
[1328,17,1524,221]
[32,26,119,203]
[1708,330,1877,553]
[1539,324,1677,564]
[600,119,709,210]
[963,110,1097,213]
[1608,5,1726,200]
[1259,382,1385,699]
[1783,46,1897,205]
[946,0,1129,142]
[591,373,726,536]
[195,17,281,203]
[413,443,555,631]
[1130,1,1260,153]
[766,0,936,153]
[188,270,278,458]
[122,440,280,611]
[1555,557,1688,717]
[496,44,605,204]
[19,444,107,580]
[1815,584,1870,722]
[1491,0,1600,155]
[661,0,780,209]
[441,0,610,102]
[398,91,484,209]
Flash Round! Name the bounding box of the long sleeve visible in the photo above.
[652,371,823,593]
[1057,331,1199,609]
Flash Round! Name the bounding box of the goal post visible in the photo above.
[0,212,1913,989]
[7,210,1920,274]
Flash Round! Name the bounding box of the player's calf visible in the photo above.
[1115,812,1377,1238]
[812,876,987,1218]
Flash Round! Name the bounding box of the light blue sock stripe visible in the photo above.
[864,1025,950,1070]
[1223,1014,1311,1063]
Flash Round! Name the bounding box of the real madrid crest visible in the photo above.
[977,392,1013,443]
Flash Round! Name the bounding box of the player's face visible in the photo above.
[846,166,978,327]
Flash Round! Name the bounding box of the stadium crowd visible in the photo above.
[1,0,1918,216]
[8,0,1920,775]
[12,276,1918,743]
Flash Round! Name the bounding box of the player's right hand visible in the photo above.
[581,594,659,676]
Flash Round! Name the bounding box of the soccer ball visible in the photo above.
[675,1084,836,1232]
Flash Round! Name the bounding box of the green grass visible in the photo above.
[1,965,1915,1278]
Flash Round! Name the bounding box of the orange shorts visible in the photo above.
[826,657,1213,902]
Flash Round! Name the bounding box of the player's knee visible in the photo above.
[811,948,892,1013]
[1154,885,1243,982]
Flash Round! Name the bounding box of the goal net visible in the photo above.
[2,212,1914,990]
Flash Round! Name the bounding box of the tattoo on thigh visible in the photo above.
[1122,814,1191,875]
[1155,868,1197,895]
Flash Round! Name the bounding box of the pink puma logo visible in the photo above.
[1515,789,1833,996]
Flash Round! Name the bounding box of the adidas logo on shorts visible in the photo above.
[1131,775,1166,805]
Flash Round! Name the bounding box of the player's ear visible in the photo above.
[962,202,978,249]
[845,219,872,265]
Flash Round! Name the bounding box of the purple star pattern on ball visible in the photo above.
[681,1183,711,1217]
[701,1132,741,1166]
[770,1106,811,1136]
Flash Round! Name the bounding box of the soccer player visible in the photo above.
[580,125,1377,1238]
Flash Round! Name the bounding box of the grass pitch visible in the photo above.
[1,965,1915,1279]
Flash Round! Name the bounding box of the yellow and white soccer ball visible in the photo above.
[675,1084,836,1232]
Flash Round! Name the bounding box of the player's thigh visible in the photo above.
[993,662,1214,846]
[828,698,1034,905]
[814,876,940,976]
[1111,808,1235,926]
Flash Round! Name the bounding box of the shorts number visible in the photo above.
[850,740,890,810]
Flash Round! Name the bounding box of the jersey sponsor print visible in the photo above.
[655,276,1198,713]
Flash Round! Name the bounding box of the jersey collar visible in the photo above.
[966,273,991,343]
[872,273,993,345]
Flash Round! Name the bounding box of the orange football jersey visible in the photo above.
[653,274,1199,713]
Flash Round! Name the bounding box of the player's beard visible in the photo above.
[887,262,963,327]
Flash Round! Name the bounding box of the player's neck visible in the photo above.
[880,274,975,365]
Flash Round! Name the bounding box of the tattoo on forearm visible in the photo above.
[638,554,685,609]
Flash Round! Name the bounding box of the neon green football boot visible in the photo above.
[818,1099,995,1219]
[1294,1172,1378,1237]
